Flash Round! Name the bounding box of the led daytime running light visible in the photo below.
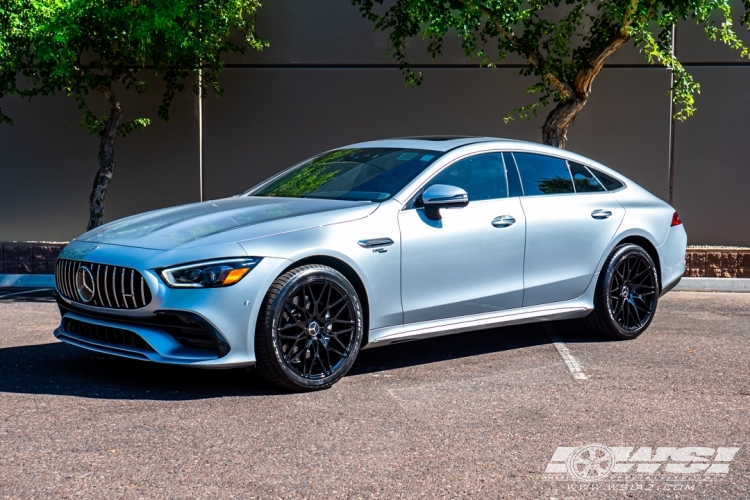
[160,258,262,288]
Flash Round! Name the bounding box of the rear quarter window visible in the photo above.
[568,162,606,193]
[588,167,625,191]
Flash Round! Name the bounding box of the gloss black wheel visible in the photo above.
[608,252,657,330]
[584,244,659,340]
[254,264,363,391]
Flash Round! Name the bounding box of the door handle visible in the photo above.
[591,209,613,220]
[492,215,516,228]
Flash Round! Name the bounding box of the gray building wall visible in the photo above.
[1,0,748,244]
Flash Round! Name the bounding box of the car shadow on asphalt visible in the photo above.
[0,320,606,401]
[350,319,608,376]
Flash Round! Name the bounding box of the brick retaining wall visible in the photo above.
[1,242,65,275]
[684,248,750,278]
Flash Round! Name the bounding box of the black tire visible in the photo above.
[254,264,364,391]
[583,244,659,340]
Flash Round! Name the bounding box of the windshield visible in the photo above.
[249,148,444,202]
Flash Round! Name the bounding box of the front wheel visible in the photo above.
[584,244,659,340]
[254,264,364,391]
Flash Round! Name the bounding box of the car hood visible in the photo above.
[76,197,378,251]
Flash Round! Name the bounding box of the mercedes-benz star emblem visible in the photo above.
[307,321,321,339]
[75,266,96,303]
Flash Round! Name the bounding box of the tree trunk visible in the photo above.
[87,85,123,231]
[541,96,587,149]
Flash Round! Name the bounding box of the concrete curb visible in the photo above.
[0,274,55,288]
[673,277,750,293]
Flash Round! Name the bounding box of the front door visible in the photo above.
[399,153,526,324]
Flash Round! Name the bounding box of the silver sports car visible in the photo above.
[54,137,687,391]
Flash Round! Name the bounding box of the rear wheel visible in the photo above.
[254,264,364,391]
[584,244,659,340]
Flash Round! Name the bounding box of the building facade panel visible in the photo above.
[0,74,200,242]
[203,67,670,201]
[230,0,645,66]
[672,67,750,246]
[676,0,750,63]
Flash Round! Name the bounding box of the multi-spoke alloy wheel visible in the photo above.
[255,265,363,391]
[584,244,659,340]
[608,252,657,331]
[277,279,356,379]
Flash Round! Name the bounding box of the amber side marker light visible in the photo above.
[221,268,251,286]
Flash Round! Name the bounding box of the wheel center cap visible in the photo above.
[307,321,321,339]
[620,286,630,299]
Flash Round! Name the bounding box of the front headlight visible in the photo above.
[159,258,262,288]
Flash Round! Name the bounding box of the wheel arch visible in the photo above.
[279,255,371,347]
[613,235,662,292]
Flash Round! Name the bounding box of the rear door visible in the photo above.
[510,153,625,306]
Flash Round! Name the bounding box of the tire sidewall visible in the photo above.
[601,244,659,338]
[264,266,364,390]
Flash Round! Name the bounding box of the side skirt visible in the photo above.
[365,302,592,348]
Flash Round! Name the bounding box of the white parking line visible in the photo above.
[543,324,588,380]
[0,288,53,299]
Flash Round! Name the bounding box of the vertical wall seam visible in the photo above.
[668,24,677,205]
[199,69,204,203]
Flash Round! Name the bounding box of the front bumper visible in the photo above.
[54,295,233,365]
[53,241,292,368]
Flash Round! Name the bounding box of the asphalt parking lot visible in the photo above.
[0,290,748,499]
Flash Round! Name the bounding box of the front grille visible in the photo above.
[56,259,152,309]
[64,317,154,351]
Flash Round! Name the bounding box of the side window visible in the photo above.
[569,161,605,193]
[512,153,574,196]
[588,167,625,191]
[424,153,508,201]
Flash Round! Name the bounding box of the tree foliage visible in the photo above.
[0,0,267,229]
[1,0,266,131]
[352,0,750,147]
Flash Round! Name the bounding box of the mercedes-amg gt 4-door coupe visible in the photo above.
[53,137,687,391]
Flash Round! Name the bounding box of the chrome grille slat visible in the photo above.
[65,260,74,299]
[55,259,151,309]
[61,260,69,298]
[95,264,103,307]
[129,269,135,309]
[112,266,120,308]
[75,262,82,297]
[120,268,127,309]
[68,260,75,299]
[103,266,112,307]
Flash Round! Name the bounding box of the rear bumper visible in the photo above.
[660,276,682,297]
[657,224,688,293]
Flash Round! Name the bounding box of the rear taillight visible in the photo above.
[671,212,682,227]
